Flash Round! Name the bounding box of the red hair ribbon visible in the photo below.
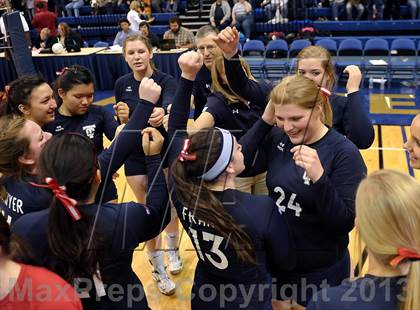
[390,248,420,267]
[56,67,69,76]
[0,85,10,102]
[319,87,331,98]
[30,177,81,221]
[178,139,197,162]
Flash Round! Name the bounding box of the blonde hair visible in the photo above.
[354,169,420,310]
[210,56,254,104]
[129,1,139,10]
[270,74,333,127]
[296,46,336,90]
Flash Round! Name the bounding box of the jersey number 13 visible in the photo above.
[189,227,229,270]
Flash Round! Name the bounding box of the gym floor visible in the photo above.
[96,86,419,310]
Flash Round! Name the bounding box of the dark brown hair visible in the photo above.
[1,75,47,117]
[38,133,103,283]
[171,128,255,264]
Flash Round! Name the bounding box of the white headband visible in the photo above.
[201,128,234,182]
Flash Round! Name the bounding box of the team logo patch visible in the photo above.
[82,124,96,139]
[125,86,132,92]
[55,125,64,133]
[277,142,285,152]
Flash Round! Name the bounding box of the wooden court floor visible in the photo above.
[97,95,419,309]
[104,124,419,310]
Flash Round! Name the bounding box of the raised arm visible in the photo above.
[239,101,275,172]
[167,51,204,166]
[113,128,170,247]
[214,27,272,107]
[98,78,161,190]
[341,65,374,149]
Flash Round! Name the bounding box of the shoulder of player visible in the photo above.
[115,72,135,86]
[326,129,361,158]
[153,70,176,84]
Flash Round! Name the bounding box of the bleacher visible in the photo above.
[239,38,420,87]
[54,13,176,46]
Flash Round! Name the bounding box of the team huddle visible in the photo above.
[0,26,419,310]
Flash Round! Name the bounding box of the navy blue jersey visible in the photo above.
[44,105,119,202]
[192,66,212,119]
[44,105,118,153]
[224,53,374,149]
[12,154,170,309]
[203,92,267,177]
[306,275,406,310]
[114,70,176,113]
[0,175,52,224]
[1,99,156,226]
[114,70,176,176]
[167,77,295,309]
[239,119,367,305]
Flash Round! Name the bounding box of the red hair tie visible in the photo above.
[0,85,10,102]
[30,177,81,221]
[390,248,420,267]
[56,67,69,76]
[178,139,197,162]
[319,87,331,99]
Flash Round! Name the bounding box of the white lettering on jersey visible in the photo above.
[303,171,311,186]
[5,193,24,214]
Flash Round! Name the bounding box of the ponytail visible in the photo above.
[38,133,104,283]
[171,129,255,264]
[401,261,420,310]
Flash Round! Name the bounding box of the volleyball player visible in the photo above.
[114,34,180,295]
[404,113,420,169]
[214,27,374,149]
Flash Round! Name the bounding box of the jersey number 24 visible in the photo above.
[274,186,302,217]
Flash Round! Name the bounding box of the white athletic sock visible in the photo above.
[165,232,179,251]
[148,250,165,273]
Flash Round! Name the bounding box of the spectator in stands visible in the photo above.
[330,0,345,20]
[210,0,231,29]
[65,0,84,17]
[31,1,57,36]
[151,0,163,12]
[139,0,155,22]
[231,0,253,40]
[57,22,83,52]
[165,0,178,12]
[261,0,288,24]
[128,1,145,31]
[407,0,420,19]
[26,0,35,20]
[0,214,83,309]
[367,0,383,19]
[163,16,196,49]
[139,21,160,47]
[117,0,130,12]
[346,0,365,20]
[384,0,400,19]
[113,18,138,46]
[92,0,115,15]
[34,27,57,51]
